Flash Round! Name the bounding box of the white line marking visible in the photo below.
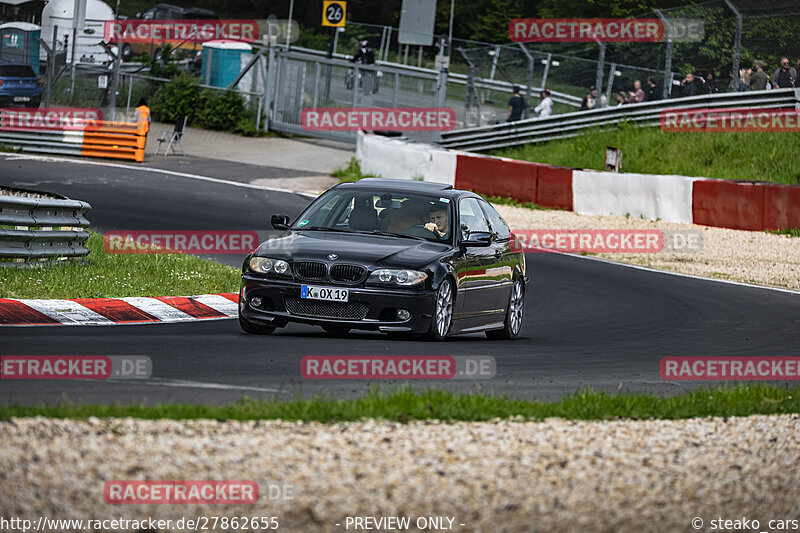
[19,299,114,325]
[133,378,287,394]
[1,153,318,197]
[192,294,238,317]
[120,297,194,321]
[556,252,800,296]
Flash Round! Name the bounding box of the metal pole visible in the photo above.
[594,42,605,108]
[126,73,133,115]
[285,0,294,50]
[485,44,501,102]
[333,27,340,55]
[655,10,673,99]
[447,0,454,51]
[605,62,616,106]
[541,52,552,88]
[517,43,533,117]
[723,0,742,88]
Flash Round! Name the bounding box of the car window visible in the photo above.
[293,189,451,242]
[0,65,36,77]
[141,8,156,19]
[480,200,510,240]
[458,197,490,240]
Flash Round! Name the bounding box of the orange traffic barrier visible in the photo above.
[81,120,147,162]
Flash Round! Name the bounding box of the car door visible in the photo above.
[479,199,515,308]
[453,197,502,328]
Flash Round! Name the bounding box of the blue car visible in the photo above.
[0,62,42,108]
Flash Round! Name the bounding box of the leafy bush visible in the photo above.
[149,72,200,123]
[194,89,245,131]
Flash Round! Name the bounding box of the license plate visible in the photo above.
[301,285,349,302]
[13,96,30,102]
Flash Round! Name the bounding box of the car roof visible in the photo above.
[338,178,454,192]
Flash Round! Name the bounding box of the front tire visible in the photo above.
[239,311,276,335]
[426,278,454,341]
[486,277,524,340]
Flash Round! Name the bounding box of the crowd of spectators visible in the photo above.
[509,57,798,121]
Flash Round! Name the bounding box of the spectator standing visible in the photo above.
[796,57,800,88]
[582,86,607,109]
[134,97,151,138]
[728,69,747,92]
[772,57,796,89]
[749,61,768,91]
[626,80,645,103]
[351,40,375,64]
[644,77,659,101]
[533,89,553,118]
[680,73,698,97]
[702,72,719,94]
[507,85,526,122]
[614,91,627,106]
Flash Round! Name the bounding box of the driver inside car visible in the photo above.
[424,207,450,238]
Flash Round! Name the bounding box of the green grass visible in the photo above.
[767,228,800,237]
[493,124,800,185]
[332,157,377,182]
[0,232,239,299]
[1,384,798,422]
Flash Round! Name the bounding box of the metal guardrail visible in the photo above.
[0,188,91,266]
[438,88,800,152]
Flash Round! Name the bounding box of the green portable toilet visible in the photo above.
[0,22,41,75]
[201,40,252,87]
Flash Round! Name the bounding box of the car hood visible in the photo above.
[255,230,450,268]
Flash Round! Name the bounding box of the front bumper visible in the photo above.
[240,275,435,333]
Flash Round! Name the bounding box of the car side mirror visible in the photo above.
[461,231,492,247]
[135,12,142,18]
[271,214,290,230]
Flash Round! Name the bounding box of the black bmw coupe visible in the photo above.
[239,179,527,340]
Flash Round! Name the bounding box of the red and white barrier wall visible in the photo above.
[356,133,799,231]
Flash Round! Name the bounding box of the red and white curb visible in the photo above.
[0,293,239,326]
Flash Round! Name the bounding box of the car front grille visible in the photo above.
[330,264,366,284]
[294,261,327,280]
[284,298,370,320]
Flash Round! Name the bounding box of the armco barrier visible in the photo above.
[0,120,146,162]
[0,188,91,265]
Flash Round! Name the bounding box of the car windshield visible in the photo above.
[0,65,36,77]
[293,189,453,243]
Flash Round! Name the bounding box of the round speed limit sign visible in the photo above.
[322,0,346,27]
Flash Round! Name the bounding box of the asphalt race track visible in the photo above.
[1,156,799,405]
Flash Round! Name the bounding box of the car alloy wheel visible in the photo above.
[487,277,524,340]
[428,278,453,341]
[509,278,524,335]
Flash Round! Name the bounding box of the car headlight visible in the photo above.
[368,269,427,286]
[250,257,290,275]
